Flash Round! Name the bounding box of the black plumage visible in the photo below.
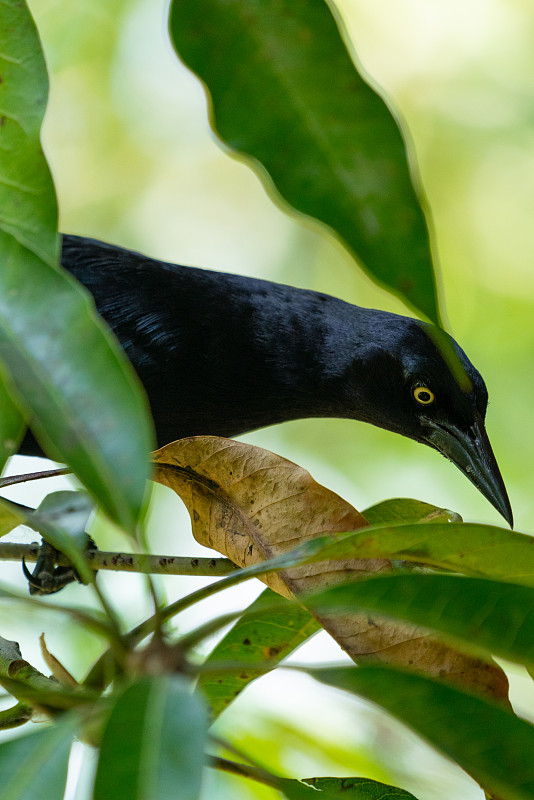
[20,234,512,525]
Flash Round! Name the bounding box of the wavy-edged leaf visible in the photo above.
[0,716,76,800]
[312,664,534,800]
[308,572,534,669]
[169,0,439,322]
[94,676,208,800]
[314,522,534,586]
[154,437,508,701]
[198,588,319,718]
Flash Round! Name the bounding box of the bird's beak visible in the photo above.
[423,413,513,527]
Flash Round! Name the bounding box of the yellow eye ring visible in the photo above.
[413,386,435,405]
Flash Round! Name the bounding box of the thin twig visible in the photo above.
[207,755,281,789]
[0,467,71,488]
[0,542,238,576]
[89,578,125,652]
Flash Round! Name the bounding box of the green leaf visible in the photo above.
[307,572,534,668]
[29,491,95,583]
[0,234,154,531]
[198,588,319,718]
[0,500,24,538]
[0,1,41,468]
[158,522,534,633]
[303,776,418,799]
[311,522,534,585]
[0,1,154,531]
[169,0,440,323]
[94,676,208,800]
[362,498,461,526]
[0,718,76,800]
[0,491,94,584]
[277,775,418,799]
[0,369,25,473]
[0,0,58,265]
[312,664,534,800]
[278,778,344,799]
[36,490,93,527]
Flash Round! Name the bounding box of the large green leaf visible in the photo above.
[307,572,534,668]
[312,664,534,800]
[0,0,58,264]
[0,0,154,531]
[311,521,534,585]
[94,676,208,800]
[0,0,42,467]
[198,588,319,718]
[0,234,154,530]
[169,0,440,323]
[0,718,76,800]
[153,522,534,635]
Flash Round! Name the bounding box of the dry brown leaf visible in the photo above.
[39,633,78,688]
[153,436,509,702]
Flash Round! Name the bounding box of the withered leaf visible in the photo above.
[153,437,509,702]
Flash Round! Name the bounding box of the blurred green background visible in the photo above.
[5,0,534,797]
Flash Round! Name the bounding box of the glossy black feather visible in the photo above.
[19,234,484,452]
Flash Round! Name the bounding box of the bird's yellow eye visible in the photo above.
[413,386,435,405]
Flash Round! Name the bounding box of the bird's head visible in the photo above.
[341,313,512,526]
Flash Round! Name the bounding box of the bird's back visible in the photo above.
[48,235,361,447]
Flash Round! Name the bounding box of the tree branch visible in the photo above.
[0,541,238,577]
[0,467,71,488]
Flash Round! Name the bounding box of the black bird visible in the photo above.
[20,234,513,526]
